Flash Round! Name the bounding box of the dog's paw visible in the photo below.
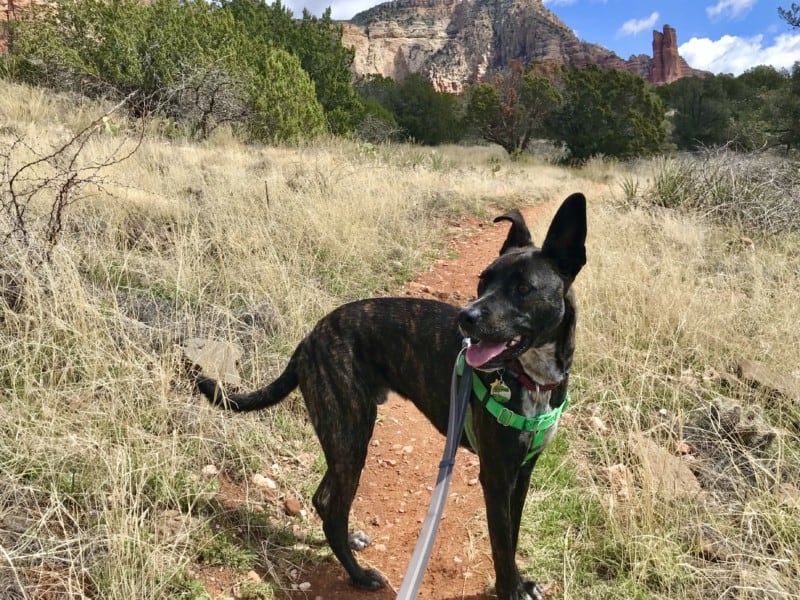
[522,580,544,600]
[348,530,372,551]
[350,567,387,590]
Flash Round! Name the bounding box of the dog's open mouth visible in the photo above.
[465,336,531,369]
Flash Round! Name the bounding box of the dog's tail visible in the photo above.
[196,353,299,412]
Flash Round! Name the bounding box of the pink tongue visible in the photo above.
[465,341,508,368]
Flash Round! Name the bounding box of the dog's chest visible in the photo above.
[519,388,559,450]
[518,342,563,385]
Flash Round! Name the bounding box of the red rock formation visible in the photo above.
[651,24,683,85]
[346,1,709,92]
[1,0,31,53]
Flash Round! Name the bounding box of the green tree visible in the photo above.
[295,8,364,134]
[763,63,800,152]
[356,74,462,145]
[392,73,463,145]
[8,0,326,142]
[354,75,401,141]
[779,3,800,27]
[657,76,733,149]
[553,65,666,160]
[245,47,325,142]
[466,61,562,155]
[219,0,363,134]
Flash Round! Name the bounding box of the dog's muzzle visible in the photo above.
[458,306,532,369]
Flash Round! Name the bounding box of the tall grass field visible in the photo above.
[1,81,798,599]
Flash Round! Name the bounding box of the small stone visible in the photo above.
[348,531,371,551]
[680,369,699,387]
[284,498,303,516]
[402,445,414,454]
[201,464,219,478]
[589,416,609,435]
[737,359,800,401]
[296,453,314,467]
[775,484,800,510]
[183,338,243,386]
[702,367,721,384]
[298,582,312,592]
[599,463,632,501]
[467,478,479,486]
[251,473,277,490]
[374,543,387,552]
[369,515,381,526]
[246,570,261,583]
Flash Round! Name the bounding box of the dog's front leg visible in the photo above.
[511,460,545,600]
[480,463,541,600]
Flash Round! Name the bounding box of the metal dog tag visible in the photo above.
[489,379,511,402]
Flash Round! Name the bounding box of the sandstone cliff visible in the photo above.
[1,0,31,53]
[343,0,708,91]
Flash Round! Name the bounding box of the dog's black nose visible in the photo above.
[458,305,482,330]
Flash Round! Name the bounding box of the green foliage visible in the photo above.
[779,3,800,27]
[656,76,732,148]
[219,0,363,134]
[466,61,562,155]
[244,47,325,142]
[356,97,400,143]
[766,63,800,152]
[296,9,364,134]
[198,530,258,571]
[356,73,464,145]
[659,66,800,152]
[553,65,666,160]
[6,0,337,142]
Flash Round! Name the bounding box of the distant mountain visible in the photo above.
[341,0,708,92]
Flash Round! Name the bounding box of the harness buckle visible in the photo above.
[496,407,514,426]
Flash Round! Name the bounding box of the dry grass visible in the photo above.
[1,79,798,599]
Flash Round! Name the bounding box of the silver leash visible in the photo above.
[396,342,473,599]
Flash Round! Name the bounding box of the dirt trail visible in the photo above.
[281,203,556,600]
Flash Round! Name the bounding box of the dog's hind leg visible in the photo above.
[302,379,387,589]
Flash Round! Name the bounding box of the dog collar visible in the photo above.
[507,361,561,393]
[456,354,570,464]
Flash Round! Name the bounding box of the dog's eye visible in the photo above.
[517,282,532,295]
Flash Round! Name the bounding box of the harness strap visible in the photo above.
[457,354,570,464]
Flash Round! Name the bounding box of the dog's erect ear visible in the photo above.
[541,193,587,280]
[494,209,534,255]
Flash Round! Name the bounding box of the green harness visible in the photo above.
[456,354,570,465]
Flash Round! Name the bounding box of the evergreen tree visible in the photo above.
[553,65,666,160]
[465,61,562,155]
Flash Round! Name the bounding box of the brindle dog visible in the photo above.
[197,193,587,600]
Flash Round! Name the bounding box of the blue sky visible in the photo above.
[282,0,800,75]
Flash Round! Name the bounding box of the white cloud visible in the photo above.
[617,12,660,37]
[706,0,757,20]
[679,33,800,75]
